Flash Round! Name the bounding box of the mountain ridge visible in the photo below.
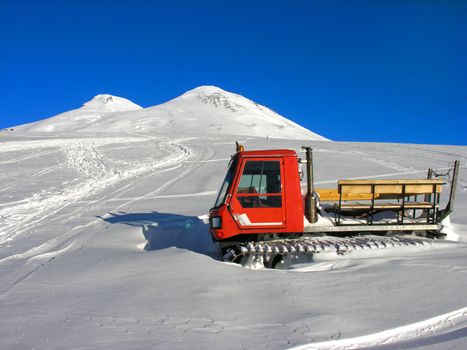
[14,86,329,141]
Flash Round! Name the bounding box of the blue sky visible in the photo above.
[1,0,466,145]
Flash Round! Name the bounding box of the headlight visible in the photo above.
[210,216,222,229]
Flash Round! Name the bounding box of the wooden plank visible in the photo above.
[404,202,434,209]
[405,184,442,193]
[374,185,403,194]
[340,185,373,194]
[339,201,435,210]
[373,203,404,209]
[317,189,392,201]
[340,202,435,210]
[338,179,444,185]
[338,180,443,195]
[315,189,340,201]
[340,203,372,210]
[318,188,440,201]
[339,184,406,194]
[340,202,403,210]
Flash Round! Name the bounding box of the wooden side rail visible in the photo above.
[316,188,405,202]
[338,179,443,194]
[317,179,443,202]
[332,179,445,225]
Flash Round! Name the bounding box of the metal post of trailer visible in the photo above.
[425,168,434,221]
[438,160,460,222]
[370,184,375,224]
[302,146,318,223]
[337,184,342,225]
[401,184,406,224]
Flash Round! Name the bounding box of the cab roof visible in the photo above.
[236,149,298,158]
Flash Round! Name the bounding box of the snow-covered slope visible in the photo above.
[15,86,328,140]
[0,129,466,349]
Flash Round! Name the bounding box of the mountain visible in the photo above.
[81,94,143,112]
[15,86,328,140]
[15,94,143,132]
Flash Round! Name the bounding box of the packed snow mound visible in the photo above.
[15,94,143,132]
[14,87,328,140]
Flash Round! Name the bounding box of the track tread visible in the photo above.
[224,236,433,267]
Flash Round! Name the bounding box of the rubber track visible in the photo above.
[223,236,432,265]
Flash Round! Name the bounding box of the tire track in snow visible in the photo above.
[288,306,467,350]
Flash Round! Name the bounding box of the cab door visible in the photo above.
[228,158,286,230]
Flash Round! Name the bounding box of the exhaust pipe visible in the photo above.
[302,146,318,223]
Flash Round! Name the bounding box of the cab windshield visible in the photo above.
[213,158,238,208]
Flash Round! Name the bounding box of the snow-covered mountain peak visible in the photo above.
[14,94,143,132]
[13,87,328,140]
[179,85,273,115]
[183,85,227,96]
[155,86,328,140]
[81,94,142,112]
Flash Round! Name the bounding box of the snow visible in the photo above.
[81,94,143,112]
[14,94,142,133]
[14,86,328,140]
[1,87,467,349]
[289,306,467,349]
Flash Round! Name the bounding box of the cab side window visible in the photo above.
[237,161,282,208]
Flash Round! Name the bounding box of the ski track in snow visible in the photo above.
[288,306,467,350]
[64,141,118,178]
[0,137,212,297]
[109,142,216,215]
[0,162,64,193]
[105,191,218,201]
[0,137,192,253]
[0,148,59,165]
[0,137,143,153]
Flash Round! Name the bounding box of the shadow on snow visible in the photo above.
[98,211,219,257]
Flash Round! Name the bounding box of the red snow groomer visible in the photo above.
[209,143,459,268]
